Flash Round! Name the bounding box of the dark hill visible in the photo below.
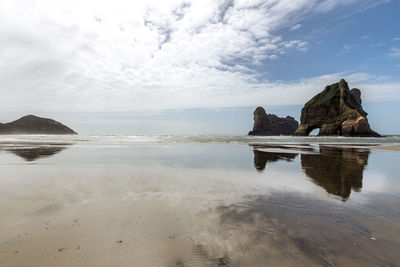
[0,115,77,135]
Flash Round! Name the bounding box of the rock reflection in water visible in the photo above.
[253,149,297,171]
[1,144,70,161]
[251,145,302,171]
[251,144,370,201]
[301,146,369,201]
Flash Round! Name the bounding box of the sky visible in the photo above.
[0,0,399,134]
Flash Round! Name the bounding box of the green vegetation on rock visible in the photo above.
[304,82,340,108]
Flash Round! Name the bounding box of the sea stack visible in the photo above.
[249,107,299,136]
[0,115,77,135]
[294,79,380,137]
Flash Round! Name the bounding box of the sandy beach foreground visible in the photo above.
[0,138,399,266]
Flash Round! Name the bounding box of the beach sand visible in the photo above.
[369,145,400,150]
[0,141,399,266]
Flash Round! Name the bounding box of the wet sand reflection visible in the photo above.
[253,149,297,171]
[0,142,398,266]
[252,144,370,200]
[214,193,400,266]
[0,142,70,161]
[301,146,369,200]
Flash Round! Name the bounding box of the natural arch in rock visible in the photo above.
[294,79,380,137]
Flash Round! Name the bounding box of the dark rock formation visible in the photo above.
[294,79,380,137]
[0,115,77,135]
[249,107,299,136]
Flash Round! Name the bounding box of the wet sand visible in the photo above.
[0,141,399,266]
[367,145,400,150]
[323,144,400,151]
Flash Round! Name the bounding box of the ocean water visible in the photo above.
[0,135,399,266]
[0,134,400,145]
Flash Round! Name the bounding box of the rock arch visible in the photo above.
[294,79,380,137]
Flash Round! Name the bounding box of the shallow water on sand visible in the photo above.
[0,136,399,266]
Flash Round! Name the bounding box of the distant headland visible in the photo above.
[0,115,77,135]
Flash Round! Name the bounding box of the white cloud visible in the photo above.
[290,24,302,31]
[315,0,389,13]
[0,0,397,115]
[369,43,384,47]
[341,44,357,54]
[315,0,359,13]
[387,47,400,58]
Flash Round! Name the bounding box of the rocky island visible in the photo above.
[294,79,380,137]
[0,115,77,135]
[249,107,299,136]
